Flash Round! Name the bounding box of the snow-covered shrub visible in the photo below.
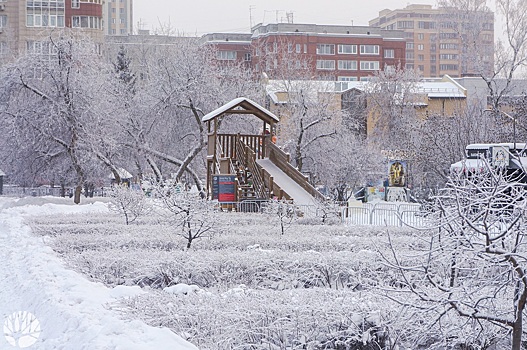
[153,184,217,249]
[109,185,151,225]
[121,287,394,350]
[264,199,298,234]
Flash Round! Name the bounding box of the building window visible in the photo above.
[72,16,101,29]
[406,64,414,69]
[406,42,414,49]
[72,0,80,8]
[384,49,394,58]
[397,21,414,29]
[304,44,307,53]
[316,44,335,55]
[418,54,424,61]
[338,44,357,54]
[360,61,380,70]
[26,0,66,28]
[418,65,425,71]
[120,29,126,34]
[440,64,459,71]
[417,33,424,40]
[0,15,6,28]
[406,52,414,60]
[360,77,371,82]
[440,43,458,50]
[244,53,251,62]
[316,60,335,70]
[338,76,358,81]
[217,50,236,60]
[120,18,125,24]
[440,33,458,40]
[440,54,458,60]
[295,44,301,53]
[287,43,293,53]
[418,21,434,29]
[338,60,357,70]
[360,45,379,55]
[417,44,424,51]
[482,34,492,42]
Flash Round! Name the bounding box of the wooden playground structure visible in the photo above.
[202,98,325,204]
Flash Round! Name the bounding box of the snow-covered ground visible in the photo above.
[0,197,197,350]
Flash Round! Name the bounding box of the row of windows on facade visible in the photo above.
[24,15,126,29]
[217,49,393,62]
[405,53,459,60]
[405,63,459,71]
[254,44,392,57]
[247,56,383,71]
[404,32,492,42]
[27,0,103,8]
[26,1,124,11]
[390,20,493,31]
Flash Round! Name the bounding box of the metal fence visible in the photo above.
[1,186,109,198]
[1,187,429,228]
[341,202,429,228]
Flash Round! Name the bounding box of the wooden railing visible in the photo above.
[239,138,267,199]
[266,140,326,202]
[217,134,265,161]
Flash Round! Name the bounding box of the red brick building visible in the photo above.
[203,23,406,81]
[1,0,104,62]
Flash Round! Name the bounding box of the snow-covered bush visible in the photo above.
[121,287,395,350]
[154,184,217,249]
[109,185,151,225]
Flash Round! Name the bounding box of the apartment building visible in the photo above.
[200,32,253,69]
[369,4,494,78]
[104,0,133,36]
[204,23,406,81]
[0,0,103,63]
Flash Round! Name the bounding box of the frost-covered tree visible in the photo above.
[155,183,217,249]
[364,66,421,150]
[116,37,260,193]
[384,160,527,349]
[109,185,150,225]
[0,33,115,203]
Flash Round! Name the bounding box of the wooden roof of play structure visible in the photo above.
[201,97,279,125]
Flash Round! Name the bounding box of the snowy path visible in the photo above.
[0,197,197,350]
[256,158,317,206]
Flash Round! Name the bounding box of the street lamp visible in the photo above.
[484,108,517,151]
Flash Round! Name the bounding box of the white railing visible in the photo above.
[341,202,429,228]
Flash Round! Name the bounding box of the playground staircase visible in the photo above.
[210,133,324,204]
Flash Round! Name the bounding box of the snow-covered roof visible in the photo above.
[466,143,527,150]
[0,168,5,176]
[450,159,486,172]
[109,168,133,180]
[202,97,279,124]
[266,77,466,102]
[418,81,466,98]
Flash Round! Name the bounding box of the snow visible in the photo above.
[0,197,197,350]
[256,158,317,206]
[164,284,201,295]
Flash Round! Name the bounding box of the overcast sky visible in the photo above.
[133,0,440,35]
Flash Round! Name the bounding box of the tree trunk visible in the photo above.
[73,185,82,204]
[511,317,522,350]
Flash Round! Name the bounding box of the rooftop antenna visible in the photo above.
[249,5,255,29]
[286,11,294,24]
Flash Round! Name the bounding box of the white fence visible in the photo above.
[341,202,429,228]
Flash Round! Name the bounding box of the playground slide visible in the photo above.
[256,158,317,206]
